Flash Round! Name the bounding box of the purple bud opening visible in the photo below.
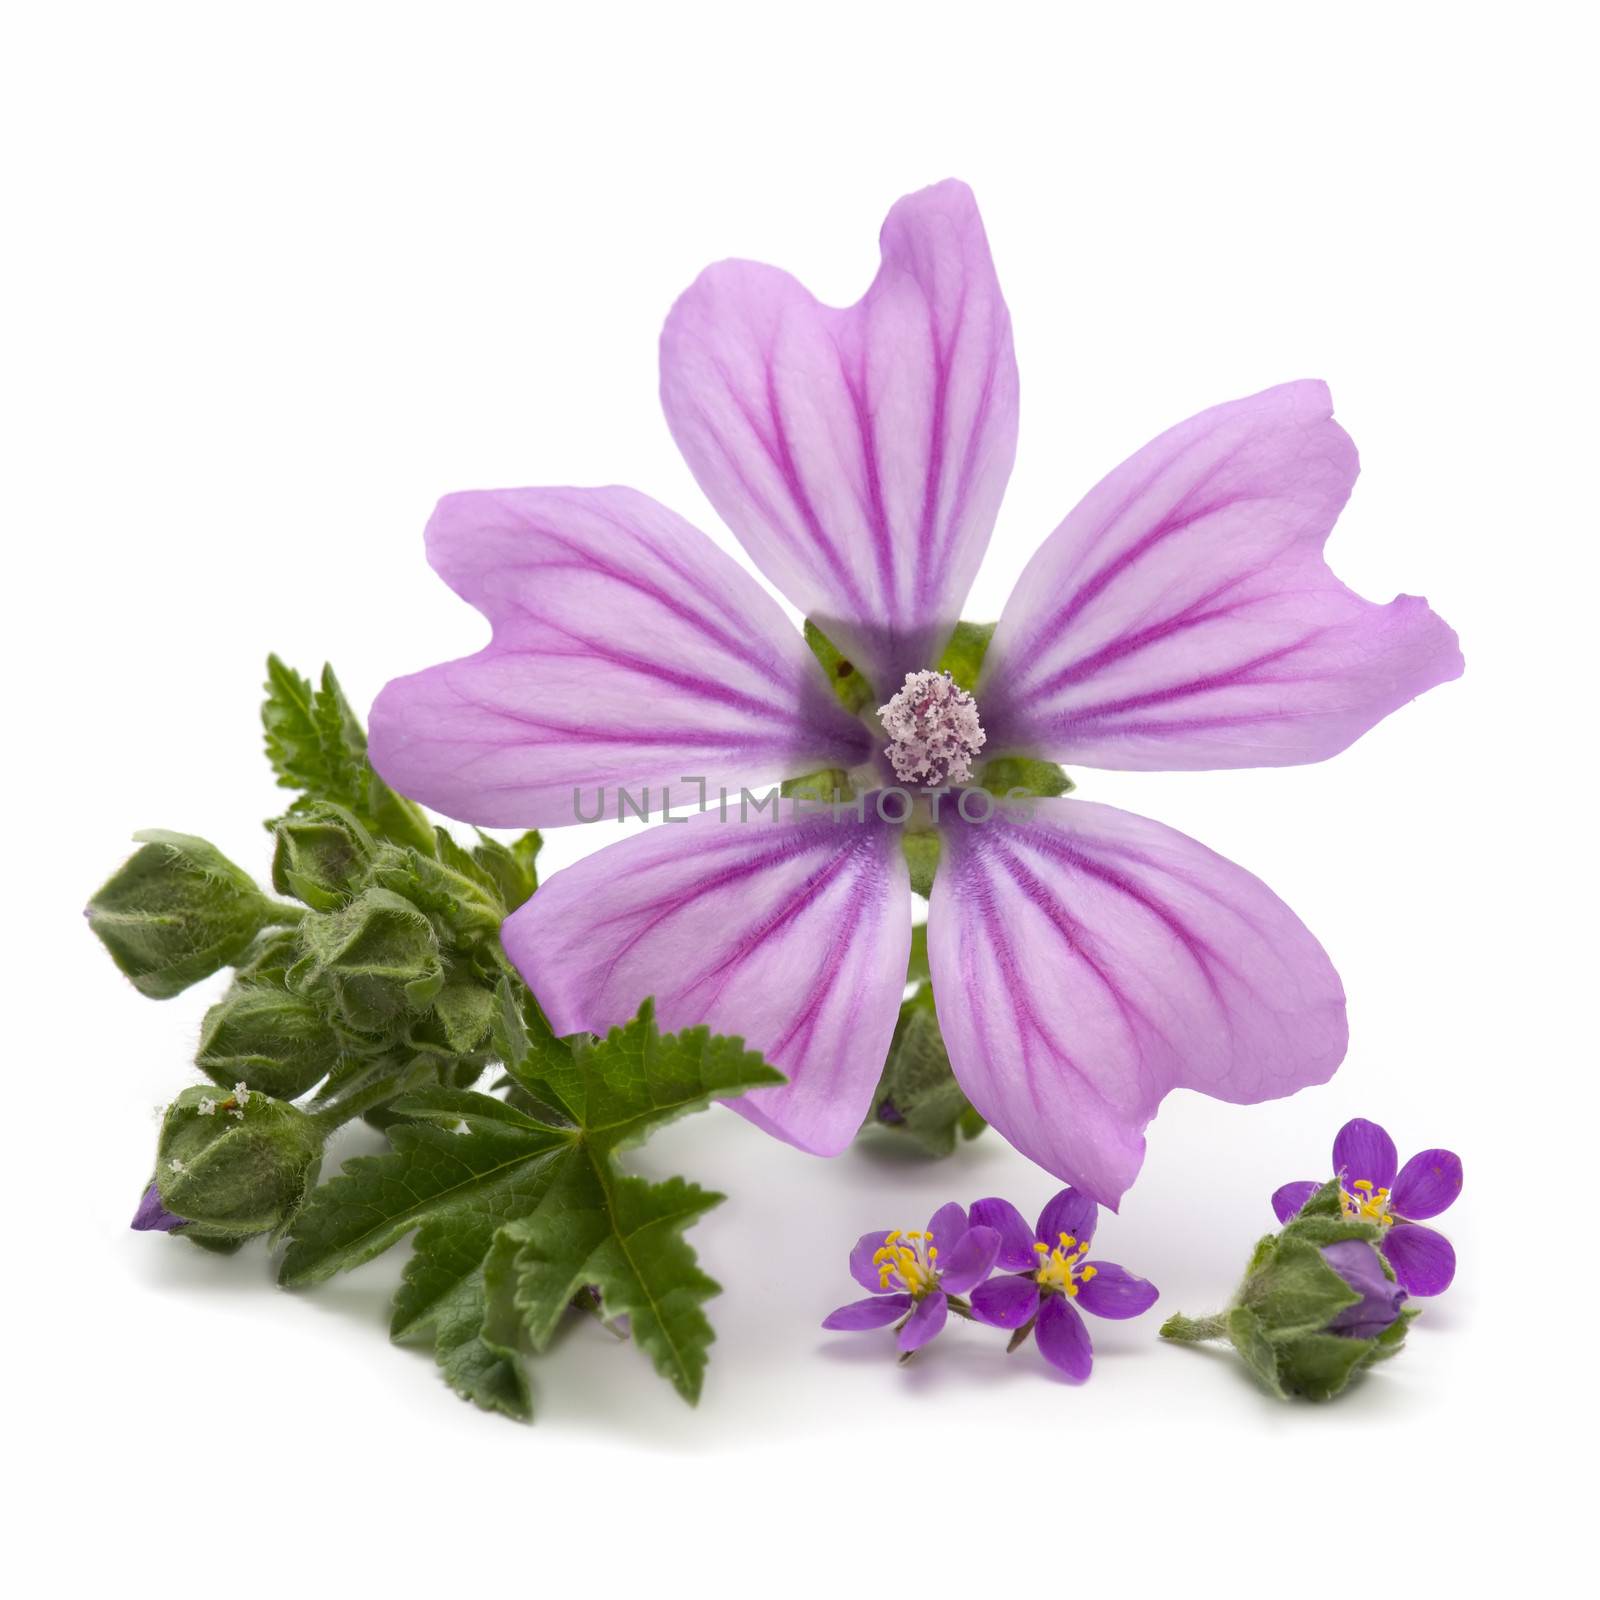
[1320,1239,1406,1338]
[130,1181,187,1233]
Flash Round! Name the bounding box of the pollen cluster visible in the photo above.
[874,1228,940,1296]
[878,669,987,787]
[1341,1178,1395,1229]
[1034,1232,1096,1298]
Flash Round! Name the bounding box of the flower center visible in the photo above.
[1340,1179,1395,1228]
[873,1228,941,1297]
[1033,1232,1097,1297]
[878,669,986,787]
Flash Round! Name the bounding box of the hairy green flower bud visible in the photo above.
[196,982,344,1100]
[865,988,985,1157]
[287,886,444,1036]
[154,1084,324,1240]
[86,831,295,999]
[233,925,303,987]
[270,802,376,910]
[1160,1180,1417,1400]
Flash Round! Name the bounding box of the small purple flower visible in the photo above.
[967,1186,1158,1382]
[822,1201,1000,1355]
[130,1180,186,1233]
[1272,1116,1461,1296]
[1320,1239,1408,1339]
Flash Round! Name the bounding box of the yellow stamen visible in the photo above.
[1034,1233,1093,1297]
[1340,1180,1396,1228]
[872,1227,943,1297]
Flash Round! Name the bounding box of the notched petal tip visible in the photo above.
[369,485,869,828]
[980,378,1463,775]
[931,797,1347,1209]
[660,180,1018,692]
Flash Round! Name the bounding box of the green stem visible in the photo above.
[261,901,307,926]
[306,1060,419,1135]
[1158,1311,1229,1343]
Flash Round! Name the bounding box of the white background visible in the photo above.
[6,2,1593,1592]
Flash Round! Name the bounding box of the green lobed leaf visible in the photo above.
[521,994,784,1156]
[282,994,782,1419]
[262,657,434,854]
[488,1161,724,1401]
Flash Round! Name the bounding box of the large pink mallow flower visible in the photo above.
[370,181,1462,1208]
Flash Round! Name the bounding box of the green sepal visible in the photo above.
[196,981,344,1101]
[1225,1307,1284,1397]
[977,756,1075,799]
[803,620,874,713]
[1240,1236,1362,1338]
[86,831,292,1000]
[1274,1332,1377,1401]
[1291,1177,1344,1219]
[902,831,941,898]
[156,1084,325,1241]
[470,829,542,913]
[286,886,445,1036]
[1367,1304,1420,1364]
[370,839,506,946]
[906,923,929,984]
[936,621,996,692]
[780,768,856,804]
[233,926,303,988]
[262,656,435,855]
[426,979,497,1056]
[269,802,376,911]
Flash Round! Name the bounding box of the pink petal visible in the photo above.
[928,797,1347,1208]
[660,180,1018,693]
[369,486,869,827]
[979,381,1463,770]
[503,806,910,1156]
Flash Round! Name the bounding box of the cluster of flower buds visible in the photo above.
[85,659,547,1245]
